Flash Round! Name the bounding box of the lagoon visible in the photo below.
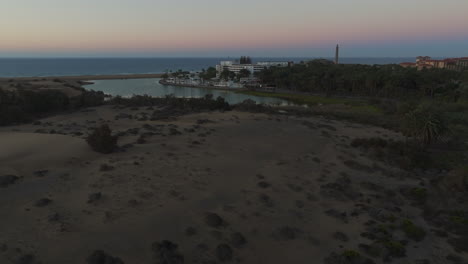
[84,78,295,105]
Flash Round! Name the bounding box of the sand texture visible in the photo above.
[0,105,465,264]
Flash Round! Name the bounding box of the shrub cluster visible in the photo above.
[401,219,426,242]
[86,124,118,154]
[109,94,231,112]
[0,88,105,126]
[350,137,435,170]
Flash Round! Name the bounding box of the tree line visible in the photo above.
[255,59,468,101]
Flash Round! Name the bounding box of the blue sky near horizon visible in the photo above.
[1,0,468,58]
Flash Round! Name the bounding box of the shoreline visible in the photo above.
[158,79,248,92]
[0,73,164,82]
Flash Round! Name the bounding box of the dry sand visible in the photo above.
[0,105,464,263]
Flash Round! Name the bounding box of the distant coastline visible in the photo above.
[0,73,164,82]
[0,57,415,78]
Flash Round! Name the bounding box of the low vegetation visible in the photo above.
[0,88,105,126]
[255,60,468,99]
[401,102,449,145]
[401,219,426,242]
[86,124,118,154]
[108,94,230,112]
[350,137,435,170]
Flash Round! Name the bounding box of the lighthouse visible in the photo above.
[335,44,339,64]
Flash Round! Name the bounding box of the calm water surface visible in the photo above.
[0,57,415,78]
[84,78,295,105]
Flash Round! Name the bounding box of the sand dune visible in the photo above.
[0,106,464,264]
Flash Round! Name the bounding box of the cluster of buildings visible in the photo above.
[215,60,293,78]
[161,45,340,89]
[161,59,293,89]
[400,56,468,71]
[162,75,245,89]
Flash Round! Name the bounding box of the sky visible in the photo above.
[1,0,468,58]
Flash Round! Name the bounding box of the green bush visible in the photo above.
[401,219,426,242]
[0,88,105,126]
[410,188,428,203]
[86,125,118,154]
[350,137,435,170]
[342,250,360,259]
[402,103,448,145]
[383,240,406,257]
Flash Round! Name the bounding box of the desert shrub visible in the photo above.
[410,188,428,202]
[383,240,406,257]
[402,103,449,145]
[0,88,105,126]
[449,211,468,225]
[70,90,105,108]
[108,94,231,112]
[350,137,434,170]
[0,105,30,125]
[342,250,360,258]
[234,99,272,113]
[401,219,426,241]
[86,124,118,154]
[20,90,70,113]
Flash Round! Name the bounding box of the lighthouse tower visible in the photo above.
[335,44,339,64]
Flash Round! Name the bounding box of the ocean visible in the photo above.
[0,57,414,78]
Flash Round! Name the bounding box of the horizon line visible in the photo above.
[0,56,439,59]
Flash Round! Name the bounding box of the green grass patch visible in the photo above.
[238,91,373,107]
[238,91,383,118]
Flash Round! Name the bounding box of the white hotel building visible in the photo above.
[215,61,291,78]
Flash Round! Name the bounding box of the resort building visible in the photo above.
[215,60,292,77]
[401,56,468,71]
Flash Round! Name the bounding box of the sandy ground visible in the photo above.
[0,106,465,264]
[0,74,163,98]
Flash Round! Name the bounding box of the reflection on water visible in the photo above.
[84,78,295,106]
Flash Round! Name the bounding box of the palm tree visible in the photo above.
[402,103,448,145]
